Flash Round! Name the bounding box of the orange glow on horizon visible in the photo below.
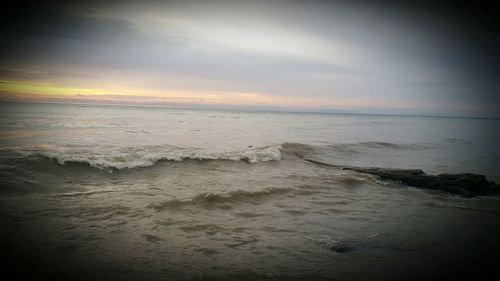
[0,80,428,110]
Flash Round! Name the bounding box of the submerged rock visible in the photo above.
[344,167,499,197]
[331,242,355,253]
[330,235,395,253]
[304,159,500,197]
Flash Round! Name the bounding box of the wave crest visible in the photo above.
[149,187,293,211]
[34,144,283,169]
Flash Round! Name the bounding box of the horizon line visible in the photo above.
[1,98,498,121]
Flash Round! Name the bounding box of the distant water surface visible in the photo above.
[1,102,499,281]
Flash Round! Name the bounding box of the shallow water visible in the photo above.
[1,102,500,280]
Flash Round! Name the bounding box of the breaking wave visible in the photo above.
[31,144,284,169]
[1,141,427,171]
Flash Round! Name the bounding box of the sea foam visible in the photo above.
[34,144,283,169]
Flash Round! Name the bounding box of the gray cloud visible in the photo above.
[1,0,499,116]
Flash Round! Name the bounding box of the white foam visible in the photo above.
[34,144,283,169]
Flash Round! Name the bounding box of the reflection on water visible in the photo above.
[1,102,499,280]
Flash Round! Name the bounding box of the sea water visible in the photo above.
[1,102,499,280]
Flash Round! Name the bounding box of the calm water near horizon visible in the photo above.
[1,101,500,280]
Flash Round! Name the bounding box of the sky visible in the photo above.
[0,0,499,116]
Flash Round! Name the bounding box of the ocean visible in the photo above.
[1,101,499,280]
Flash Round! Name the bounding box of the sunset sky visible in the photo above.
[1,0,499,116]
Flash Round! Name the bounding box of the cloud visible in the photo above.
[0,0,499,116]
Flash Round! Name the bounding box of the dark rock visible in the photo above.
[331,238,407,253]
[344,167,499,197]
[305,158,500,197]
[331,242,355,253]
